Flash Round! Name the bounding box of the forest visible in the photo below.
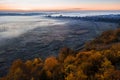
[1,28,120,80]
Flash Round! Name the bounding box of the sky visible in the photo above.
[0,0,120,11]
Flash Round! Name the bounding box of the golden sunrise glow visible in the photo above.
[0,0,120,11]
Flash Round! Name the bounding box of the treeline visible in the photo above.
[48,15,120,23]
[85,28,120,50]
[1,29,120,80]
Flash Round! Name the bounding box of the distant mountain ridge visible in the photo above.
[0,12,45,16]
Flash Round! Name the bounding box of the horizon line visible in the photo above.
[0,9,120,12]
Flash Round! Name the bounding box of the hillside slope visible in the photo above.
[1,28,120,80]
